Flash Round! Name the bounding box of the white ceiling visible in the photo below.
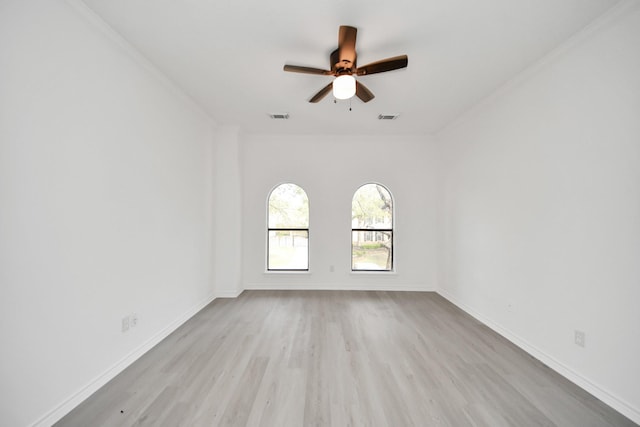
[80,0,620,135]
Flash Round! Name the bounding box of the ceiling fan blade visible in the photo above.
[355,81,375,103]
[283,65,333,75]
[337,26,357,67]
[356,55,408,76]
[309,82,333,103]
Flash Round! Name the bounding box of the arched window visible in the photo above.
[267,183,309,271]
[351,183,393,271]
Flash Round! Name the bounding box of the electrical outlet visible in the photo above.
[574,330,585,348]
[329,265,335,272]
[122,316,130,333]
[131,313,138,328]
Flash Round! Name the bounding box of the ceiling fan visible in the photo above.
[283,25,408,103]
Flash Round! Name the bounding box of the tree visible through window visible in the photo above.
[352,183,393,271]
[268,183,309,271]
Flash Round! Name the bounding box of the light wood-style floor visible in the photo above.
[56,291,636,426]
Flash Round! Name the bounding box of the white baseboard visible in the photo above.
[215,289,244,298]
[243,282,434,292]
[32,292,218,427]
[437,289,640,425]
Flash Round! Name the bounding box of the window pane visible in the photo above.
[269,183,309,228]
[351,184,392,229]
[352,231,392,270]
[268,230,309,270]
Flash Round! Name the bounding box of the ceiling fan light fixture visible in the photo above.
[333,75,356,100]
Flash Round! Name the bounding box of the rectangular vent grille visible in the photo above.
[269,113,290,120]
[378,114,400,120]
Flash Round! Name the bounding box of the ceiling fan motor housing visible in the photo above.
[331,49,356,75]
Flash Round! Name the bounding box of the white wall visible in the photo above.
[0,1,216,425]
[213,126,243,297]
[437,2,640,422]
[242,134,437,290]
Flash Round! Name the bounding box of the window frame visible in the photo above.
[266,227,309,272]
[351,229,394,272]
[266,183,310,272]
[351,183,394,272]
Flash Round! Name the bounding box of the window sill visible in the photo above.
[350,270,397,275]
[264,270,311,275]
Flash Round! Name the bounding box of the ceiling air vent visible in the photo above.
[269,113,290,120]
[378,113,400,120]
